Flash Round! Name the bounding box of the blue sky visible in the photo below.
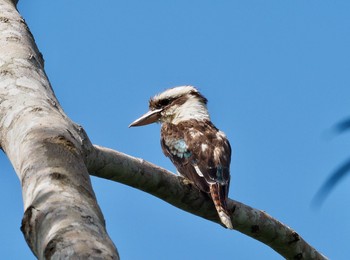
[1,1,350,259]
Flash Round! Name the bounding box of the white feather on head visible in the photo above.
[150,86,210,124]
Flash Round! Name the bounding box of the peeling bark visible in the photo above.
[0,1,118,259]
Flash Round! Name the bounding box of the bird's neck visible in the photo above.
[170,98,210,125]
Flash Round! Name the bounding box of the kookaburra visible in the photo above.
[129,86,233,229]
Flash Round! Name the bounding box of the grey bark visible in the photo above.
[0,0,118,259]
[88,146,328,260]
[0,0,327,259]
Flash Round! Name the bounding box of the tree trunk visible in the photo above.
[0,0,118,259]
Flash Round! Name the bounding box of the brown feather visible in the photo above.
[161,119,233,228]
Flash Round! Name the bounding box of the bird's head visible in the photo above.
[129,86,210,127]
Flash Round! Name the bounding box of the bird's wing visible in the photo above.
[161,121,231,194]
[161,121,233,229]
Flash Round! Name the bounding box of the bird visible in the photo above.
[129,86,233,229]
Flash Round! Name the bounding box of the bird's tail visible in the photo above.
[209,184,233,229]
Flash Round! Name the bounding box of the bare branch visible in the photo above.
[88,145,328,260]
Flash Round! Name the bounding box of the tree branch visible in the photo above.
[88,145,328,260]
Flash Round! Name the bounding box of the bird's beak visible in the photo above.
[129,108,163,127]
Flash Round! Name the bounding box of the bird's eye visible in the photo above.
[158,98,171,108]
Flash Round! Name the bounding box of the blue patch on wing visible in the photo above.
[183,151,192,158]
[216,165,223,182]
[215,165,230,184]
[166,139,192,158]
[173,139,187,151]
